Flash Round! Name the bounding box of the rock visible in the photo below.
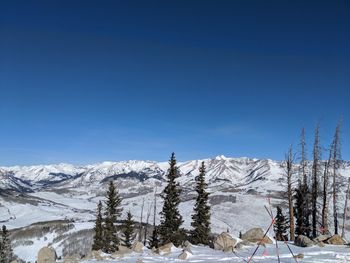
[183,240,191,248]
[132,241,144,253]
[235,242,244,250]
[240,240,255,246]
[314,234,331,243]
[157,242,174,254]
[317,241,325,247]
[63,254,80,263]
[136,260,144,263]
[294,253,304,259]
[183,246,193,254]
[294,235,314,247]
[241,228,273,244]
[326,234,345,245]
[89,250,104,261]
[213,232,237,251]
[178,251,191,260]
[117,245,133,254]
[10,261,18,263]
[37,247,57,263]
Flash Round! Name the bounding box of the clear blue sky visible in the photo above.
[0,0,349,165]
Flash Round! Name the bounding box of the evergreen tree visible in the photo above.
[274,206,288,241]
[159,152,184,246]
[190,161,211,245]
[103,181,123,253]
[148,226,160,249]
[122,211,135,248]
[92,201,104,251]
[0,225,12,263]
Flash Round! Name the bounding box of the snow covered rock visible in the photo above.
[157,242,174,254]
[241,228,272,244]
[178,250,191,260]
[326,234,346,245]
[214,232,237,251]
[37,247,57,263]
[132,241,144,253]
[294,235,314,247]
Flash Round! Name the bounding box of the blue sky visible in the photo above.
[0,0,349,165]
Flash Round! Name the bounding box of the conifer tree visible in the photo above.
[274,206,288,241]
[103,181,123,253]
[159,152,184,246]
[92,201,104,251]
[0,225,12,263]
[122,211,135,248]
[285,146,295,241]
[148,226,160,249]
[190,161,211,245]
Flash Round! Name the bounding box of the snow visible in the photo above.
[79,243,350,262]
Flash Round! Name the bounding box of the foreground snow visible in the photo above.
[80,244,350,263]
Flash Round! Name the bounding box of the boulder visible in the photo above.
[117,245,133,254]
[132,241,144,253]
[294,253,304,259]
[157,242,174,254]
[37,247,57,263]
[317,241,325,247]
[314,234,331,243]
[213,232,237,251]
[89,250,104,261]
[178,251,191,260]
[294,235,314,247]
[326,234,345,245]
[183,240,191,249]
[63,254,80,263]
[136,260,144,263]
[241,228,273,244]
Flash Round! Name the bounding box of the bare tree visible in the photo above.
[321,156,330,235]
[139,198,145,242]
[341,178,350,238]
[331,122,342,235]
[143,201,152,245]
[311,123,321,238]
[286,145,295,241]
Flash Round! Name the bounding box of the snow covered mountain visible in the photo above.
[1,156,350,262]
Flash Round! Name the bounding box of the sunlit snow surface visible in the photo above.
[80,244,350,263]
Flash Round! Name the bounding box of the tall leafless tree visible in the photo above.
[311,123,321,238]
[286,145,295,241]
[321,156,330,235]
[331,122,342,235]
[341,178,350,238]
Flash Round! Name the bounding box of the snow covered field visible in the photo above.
[80,244,350,263]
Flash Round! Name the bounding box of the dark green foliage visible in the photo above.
[190,162,211,245]
[294,183,311,237]
[274,206,288,241]
[0,225,13,263]
[92,201,104,251]
[148,226,160,249]
[122,211,135,248]
[159,152,184,246]
[103,181,123,253]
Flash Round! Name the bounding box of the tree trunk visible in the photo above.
[286,146,295,241]
[341,179,350,238]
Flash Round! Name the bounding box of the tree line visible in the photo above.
[92,152,211,252]
[274,122,347,241]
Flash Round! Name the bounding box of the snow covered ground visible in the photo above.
[80,244,350,263]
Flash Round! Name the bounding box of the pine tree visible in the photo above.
[294,187,305,236]
[274,206,288,241]
[92,201,104,251]
[190,161,211,245]
[0,225,12,263]
[148,226,160,249]
[159,152,184,246]
[103,181,123,253]
[122,211,135,248]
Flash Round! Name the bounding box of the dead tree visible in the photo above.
[331,123,342,235]
[139,198,145,242]
[286,145,295,241]
[341,178,350,238]
[311,123,321,238]
[321,156,330,234]
[143,201,152,246]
